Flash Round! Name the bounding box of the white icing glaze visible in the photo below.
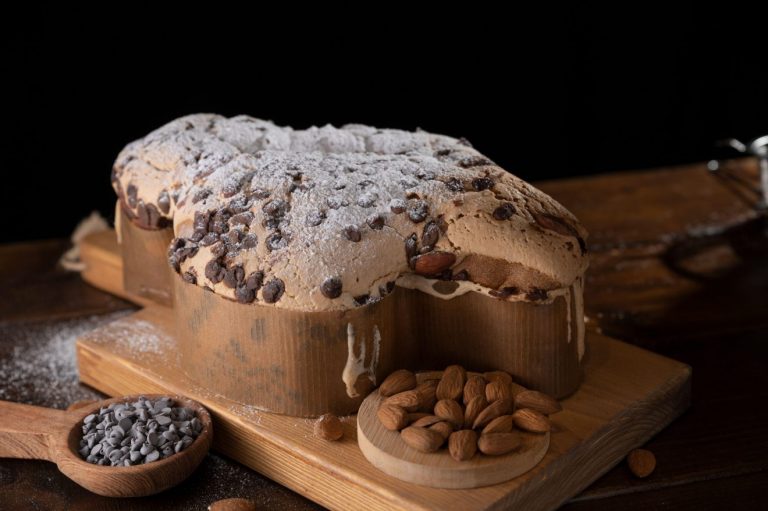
[396,273,569,304]
[342,322,381,398]
[573,276,585,360]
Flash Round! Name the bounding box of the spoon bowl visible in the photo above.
[0,394,213,497]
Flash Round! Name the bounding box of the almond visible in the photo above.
[478,432,522,455]
[413,251,457,275]
[414,380,438,412]
[411,415,444,428]
[379,369,417,397]
[463,375,487,405]
[485,380,512,403]
[482,415,516,434]
[514,390,562,415]
[483,370,513,387]
[429,421,454,440]
[509,382,528,399]
[463,395,489,428]
[627,449,656,478]
[401,426,444,452]
[377,404,408,431]
[448,430,478,461]
[406,412,430,423]
[384,390,420,412]
[434,399,464,428]
[314,413,343,441]
[472,398,513,429]
[512,408,550,433]
[436,365,466,401]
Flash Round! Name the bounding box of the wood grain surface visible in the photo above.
[1,158,766,509]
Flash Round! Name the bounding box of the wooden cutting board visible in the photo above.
[75,230,691,511]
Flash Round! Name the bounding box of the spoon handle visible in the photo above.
[0,400,71,461]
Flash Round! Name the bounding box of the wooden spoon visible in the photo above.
[0,394,213,497]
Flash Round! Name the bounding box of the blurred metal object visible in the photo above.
[713,135,768,209]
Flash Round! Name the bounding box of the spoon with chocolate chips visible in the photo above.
[0,394,213,497]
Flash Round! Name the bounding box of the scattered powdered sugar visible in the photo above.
[0,311,132,408]
[89,317,173,356]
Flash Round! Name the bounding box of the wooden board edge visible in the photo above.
[497,365,691,511]
[76,339,425,511]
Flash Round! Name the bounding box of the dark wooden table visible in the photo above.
[2,159,767,510]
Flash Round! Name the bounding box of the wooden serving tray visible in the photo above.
[76,230,691,511]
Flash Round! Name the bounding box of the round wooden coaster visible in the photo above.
[357,372,550,489]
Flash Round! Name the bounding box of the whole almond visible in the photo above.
[514,390,562,416]
[472,398,513,429]
[485,380,512,403]
[384,390,420,412]
[463,395,489,428]
[463,375,487,405]
[401,426,444,452]
[379,369,417,397]
[434,399,464,428]
[449,430,478,461]
[627,449,656,478]
[413,251,457,275]
[482,415,516,434]
[478,432,522,455]
[509,382,528,399]
[415,380,438,412]
[377,404,408,431]
[314,413,343,441]
[512,408,551,433]
[483,370,513,387]
[411,415,444,428]
[436,365,466,401]
[429,421,454,440]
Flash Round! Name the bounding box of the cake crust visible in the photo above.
[112,114,588,311]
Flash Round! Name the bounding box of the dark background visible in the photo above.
[5,10,766,243]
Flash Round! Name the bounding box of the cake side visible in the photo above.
[111,114,589,312]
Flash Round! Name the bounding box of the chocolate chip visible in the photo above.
[452,269,469,281]
[194,211,212,232]
[223,264,245,289]
[445,178,464,192]
[126,184,138,208]
[205,259,225,284]
[245,271,264,291]
[266,232,288,251]
[263,199,288,218]
[223,229,242,246]
[306,210,326,227]
[235,285,256,304]
[526,288,548,301]
[459,156,493,168]
[386,281,396,293]
[192,188,212,204]
[472,177,494,191]
[190,229,206,242]
[366,214,385,230]
[182,270,197,285]
[407,200,429,223]
[343,225,362,242]
[421,221,440,249]
[222,176,242,198]
[210,242,228,258]
[353,294,370,306]
[436,269,453,280]
[405,233,418,263]
[250,188,271,200]
[157,190,171,214]
[262,278,285,303]
[390,199,407,214]
[230,212,254,225]
[493,203,516,220]
[200,233,219,246]
[320,277,343,299]
[435,149,452,157]
[241,233,258,249]
[229,196,252,213]
[136,200,149,226]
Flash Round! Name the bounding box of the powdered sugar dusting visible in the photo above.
[89,317,173,356]
[0,311,132,408]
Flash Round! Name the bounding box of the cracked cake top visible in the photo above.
[111,114,588,311]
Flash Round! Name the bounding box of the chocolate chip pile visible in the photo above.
[376,366,562,461]
[78,396,202,466]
